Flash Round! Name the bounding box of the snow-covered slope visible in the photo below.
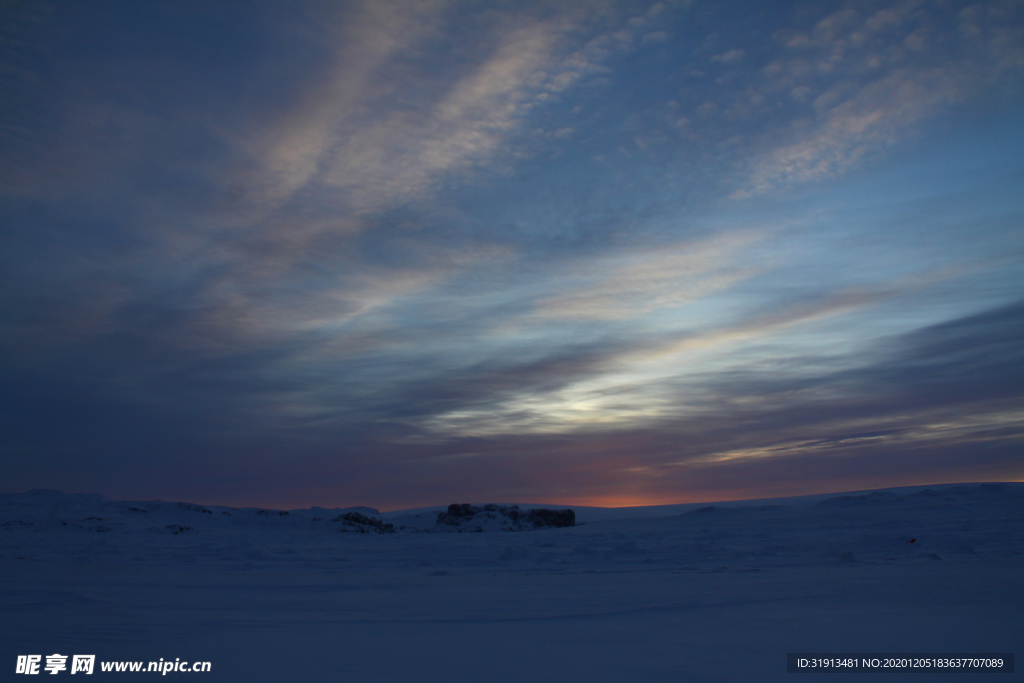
[1,483,1020,681]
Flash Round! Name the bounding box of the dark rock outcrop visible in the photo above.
[331,511,395,534]
[524,508,575,528]
[437,503,481,524]
[436,504,575,531]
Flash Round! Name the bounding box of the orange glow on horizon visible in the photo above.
[530,490,758,509]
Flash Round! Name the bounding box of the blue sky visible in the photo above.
[1,0,1022,509]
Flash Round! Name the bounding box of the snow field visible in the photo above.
[1,483,1021,681]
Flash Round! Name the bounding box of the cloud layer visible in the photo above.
[1,0,1022,509]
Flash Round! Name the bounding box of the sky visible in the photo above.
[1,0,1022,510]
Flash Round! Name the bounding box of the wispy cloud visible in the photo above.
[731,0,1024,197]
[418,265,1002,440]
[739,67,962,197]
[532,229,765,320]
[323,19,573,212]
[691,406,1024,465]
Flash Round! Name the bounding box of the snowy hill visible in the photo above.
[0,491,578,544]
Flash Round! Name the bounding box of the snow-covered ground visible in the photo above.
[1,483,1021,681]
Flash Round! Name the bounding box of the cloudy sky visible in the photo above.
[1,0,1022,509]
